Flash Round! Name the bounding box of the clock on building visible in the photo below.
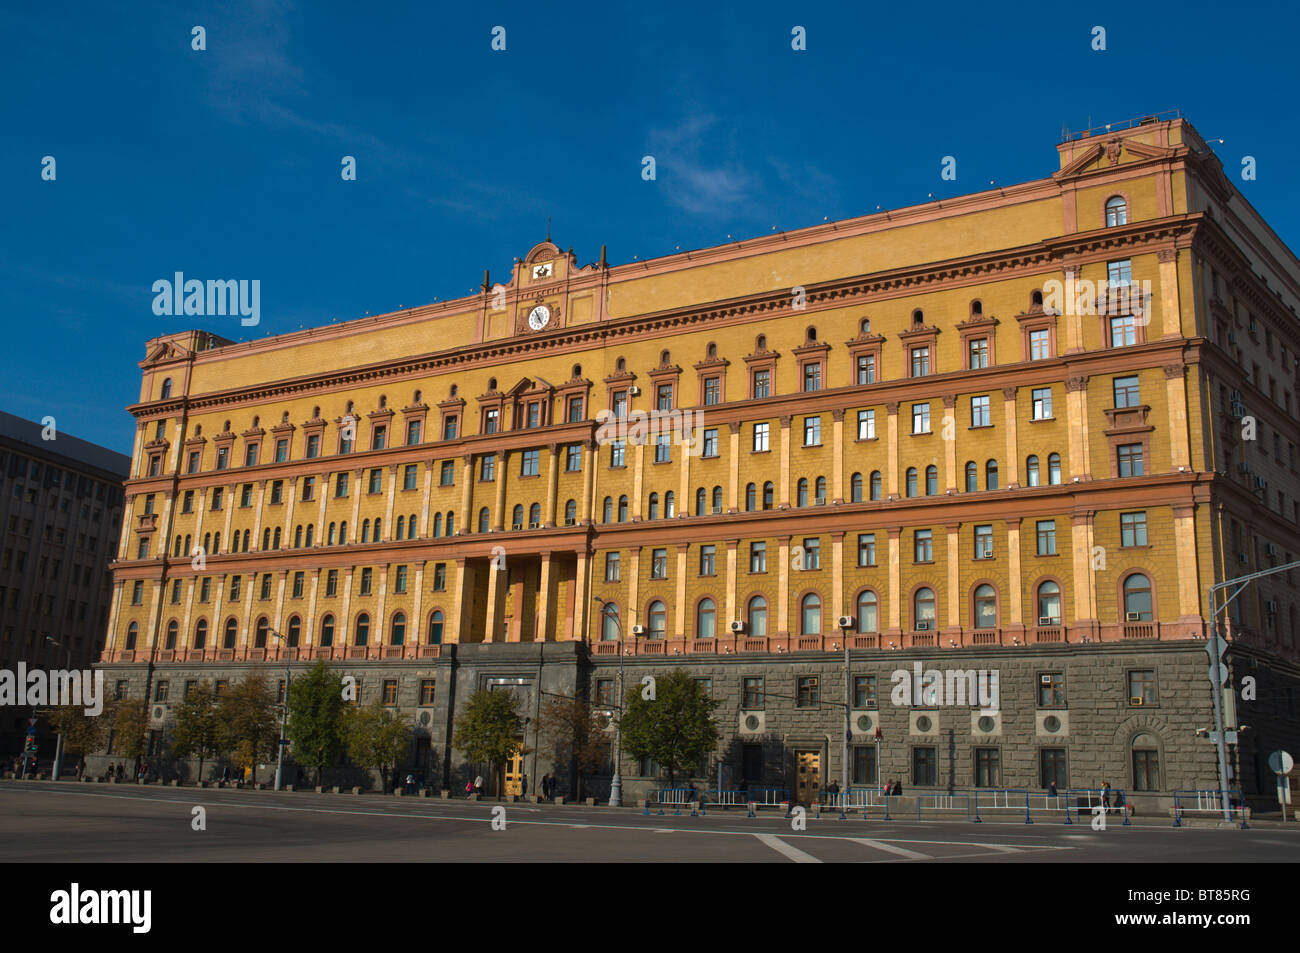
[527,304,551,331]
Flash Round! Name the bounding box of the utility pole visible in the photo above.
[268,628,292,791]
[592,597,638,808]
[45,637,72,781]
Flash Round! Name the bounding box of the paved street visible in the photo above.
[2,780,1297,862]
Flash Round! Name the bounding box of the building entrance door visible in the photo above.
[795,750,821,804]
[503,741,524,796]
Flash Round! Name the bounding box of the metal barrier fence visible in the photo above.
[1172,789,1248,829]
[916,793,971,821]
[705,789,748,810]
[815,786,884,818]
[971,789,1033,824]
[1062,788,1131,826]
[646,787,701,816]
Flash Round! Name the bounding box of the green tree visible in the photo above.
[171,682,222,783]
[287,661,346,787]
[537,695,610,799]
[217,672,279,785]
[344,700,411,793]
[619,669,719,787]
[46,704,105,763]
[452,689,523,793]
[104,698,149,764]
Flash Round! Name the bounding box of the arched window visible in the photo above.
[973,584,997,629]
[223,617,238,649]
[797,478,809,507]
[925,465,938,496]
[965,461,978,492]
[445,512,454,535]
[1123,573,1153,621]
[1037,581,1061,624]
[294,525,303,548]
[528,503,541,527]
[429,610,444,644]
[396,516,405,540]
[319,614,335,647]
[328,522,337,545]
[390,612,406,646]
[305,524,314,546]
[273,527,281,549]
[1105,194,1128,227]
[1048,452,1061,485]
[339,521,348,544]
[970,299,983,316]
[511,505,523,530]
[287,616,301,647]
[985,459,999,490]
[263,528,272,550]
[255,617,269,648]
[814,477,827,504]
[869,471,882,501]
[160,377,173,399]
[361,519,372,542]
[617,496,629,522]
[193,618,208,649]
[600,603,620,641]
[648,493,659,521]
[851,473,863,503]
[747,596,768,637]
[354,612,370,646]
[745,483,757,511]
[1026,455,1040,487]
[913,588,936,630]
[648,601,667,639]
[695,488,707,516]
[801,592,822,635]
[712,486,723,512]
[696,598,716,638]
[905,468,918,498]
[602,497,613,523]
[763,482,774,509]
[1131,733,1160,792]
[432,513,442,537]
[478,507,490,533]
[857,590,878,633]
[564,499,577,524]
[165,620,178,650]
[408,514,417,539]
[665,491,675,518]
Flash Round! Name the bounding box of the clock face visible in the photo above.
[528,305,551,331]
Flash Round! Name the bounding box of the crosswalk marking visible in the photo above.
[754,834,822,863]
[848,837,931,860]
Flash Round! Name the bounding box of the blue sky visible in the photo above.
[2,0,1297,453]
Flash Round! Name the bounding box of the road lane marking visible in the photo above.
[755,834,822,863]
[849,837,931,860]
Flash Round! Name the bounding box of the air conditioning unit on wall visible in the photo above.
[837,616,856,630]
[729,620,745,634]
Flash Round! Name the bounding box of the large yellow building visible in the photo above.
[95,113,1300,801]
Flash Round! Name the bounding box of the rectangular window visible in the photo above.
[210,487,224,510]
[1029,329,1051,361]
[1117,444,1144,477]
[604,551,621,582]
[912,403,930,435]
[483,409,499,434]
[974,748,1001,788]
[856,353,876,385]
[304,434,320,459]
[565,444,582,472]
[969,337,989,369]
[382,679,398,706]
[301,476,315,502]
[216,447,229,470]
[797,676,819,707]
[359,568,373,596]
[702,428,718,457]
[699,544,716,576]
[334,473,348,498]
[521,450,540,477]
[1038,673,1065,707]
[914,529,933,562]
[753,370,770,399]
[1032,387,1053,420]
[610,441,625,468]
[857,533,876,567]
[368,469,382,494]
[1036,519,1057,556]
[656,384,673,411]
[397,465,415,491]
[239,484,253,508]
[419,680,436,706]
[651,548,668,579]
[394,565,408,594]
[567,397,584,423]
[275,439,289,462]
[269,481,283,505]
[971,395,990,428]
[371,425,386,451]
[1041,749,1068,789]
[325,570,338,597]
[803,417,821,446]
[406,420,422,445]
[750,541,767,573]
[526,403,540,429]
[910,346,930,378]
[131,580,144,605]
[753,423,769,452]
[742,677,764,709]
[1113,376,1140,408]
[1120,511,1147,547]
[802,537,820,570]
[442,416,459,441]
[1110,315,1137,347]
[1128,670,1157,706]
[229,576,241,601]
[802,363,821,393]
[200,578,211,602]
[703,377,720,405]
[594,679,614,708]
[854,675,877,709]
[1107,258,1133,288]
[654,433,670,463]
[480,455,496,481]
[912,747,937,786]
[440,461,455,486]
[612,391,628,418]
[974,524,994,559]
[181,490,194,514]
[292,572,305,599]
[187,451,200,474]
[852,747,877,786]
[857,409,875,440]
[244,444,259,467]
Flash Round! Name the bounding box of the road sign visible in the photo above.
[278,739,291,746]
[1268,750,1294,775]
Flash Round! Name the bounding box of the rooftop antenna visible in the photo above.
[546,216,551,242]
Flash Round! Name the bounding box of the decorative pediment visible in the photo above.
[1055,136,1179,181]
[139,340,194,370]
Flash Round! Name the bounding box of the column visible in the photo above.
[727,423,741,512]
[251,480,268,547]
[1063,265,1085,354]
[192,488,207,549]
[116,495,135,560]
[411,562,425,649]
[220,484,236,550]
[536,552,552,641]
[632,442,645,520]
[419,460,435,536]
[485,560,503,642]
[725,539,739,625]
[272,571,288,640]
[305,570,320,650]
[674,544,689,637]
[1005,518,1023,640]
[572,551,589,640]
[348,469,363,537]
[779,416,792,508]
[544,445,559,527]
[338,569,354,649]
[831,410,845,503]
[452,558,469,642]
[1003,388,1020,488]
[375,564,389,649]
[1172,502,1202,625]
[942,395,957,493]
[179,577,197,656]
[283,477,298,542]
[831,531,845,624]
[103,581,125,657]
[1157,248,1181,339]
[459,456,474,533]
[1065,376,1091,481]
[626,547,641,630]
[1165,364,1191,470]
[886,528,902,635]
[581,441,596,524]
[1070,511,1098,639]
[945,523,960,637]
[777,535,791,635]
[886,402,900,499]
[383,465,398,539]
[492,451,507,531]
[678,437,691,517]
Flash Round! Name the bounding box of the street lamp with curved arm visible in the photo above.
[592,597,635,807]
[266,628,292,791]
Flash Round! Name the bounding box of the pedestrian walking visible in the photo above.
[1101,780,1112,812]
[474,774,483,795]
[520,773,528,797]
[465,778,474,797]
[1047,780,1058,798]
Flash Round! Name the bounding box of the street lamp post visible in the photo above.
[837,620,853,817]
[45,637,72,781]
[267,629,292,791]
[593,597,632,808]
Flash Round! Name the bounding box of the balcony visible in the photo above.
[1033,626,1064,643]
[970,629,1000,646]
[1122,622,1159,640]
